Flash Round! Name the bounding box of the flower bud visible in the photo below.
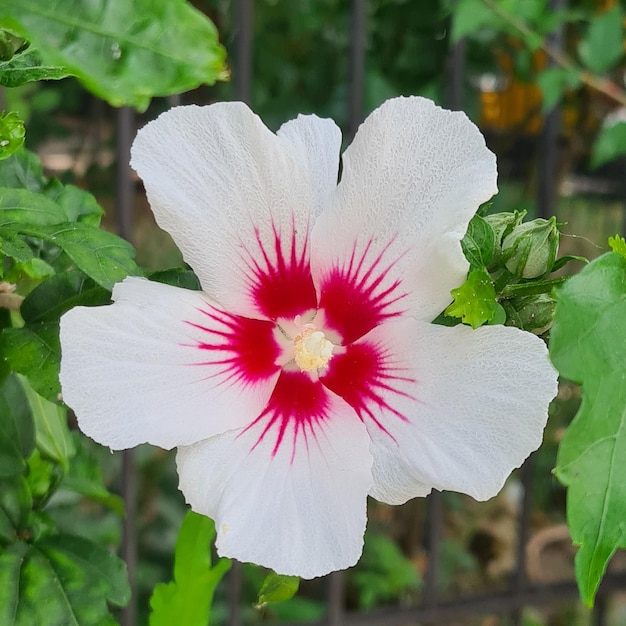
[504,293,556,336]
[484,211,525,246]
[502,217,559,279]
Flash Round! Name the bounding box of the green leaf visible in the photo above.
[0,29,26,60]
[451,0,498,41]
[16,223,140,289]
[149,511,231,626]
[461,214,495,269]
[61,433,124,515]
[19,375,75,471]
[0,0,228,111]
[550,254,587,273]
[2,322,61,402]
[0,146,46,191]
[0,476,32,546]
[608,234,626,259]
[0,187,67,227]
[0,534,130,625]
[550,252,626,605]
[26,449,63,506]
[18,257,55,280]
[0,227,33,263]
[0,46,70,87]
[0,374,35,477]
[445,267,498,329]
[0,112,25,160]
[257,572,300,607]
[578,5,624,74]
[149,267,201,291]
[537,67,581,112]
[591,122,626,169]
[43,179,104,226]
[21,270,110,324]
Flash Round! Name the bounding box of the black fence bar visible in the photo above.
[446,38,466,111]
[347,0,367,140]
[537,0,566,218]
[592,593,607,626]
[235,0,254,104]
[115,105,137,626]
[274,573,626,626]
[327,570,345,626]
[227,561,243,626]
[510,457,535,626]
[423,490,443,609]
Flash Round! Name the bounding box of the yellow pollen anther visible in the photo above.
[293,328,334,372]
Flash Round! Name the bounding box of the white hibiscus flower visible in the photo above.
[59,96,557,579]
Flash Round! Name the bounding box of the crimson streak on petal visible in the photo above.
[322,341,415,439]
[242,224,317,320]
[244,371,331,461]
[318,237,408,344]
[186,306,280,386]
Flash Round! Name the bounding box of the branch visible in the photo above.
[480,0,626,108]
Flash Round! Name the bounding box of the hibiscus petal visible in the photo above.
[326,318,556,504]
[311,96,498,334]
[59,277,280,450]
[176,370,373,578]
[131,103,341,320]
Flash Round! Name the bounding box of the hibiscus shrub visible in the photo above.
[1,1,626,624]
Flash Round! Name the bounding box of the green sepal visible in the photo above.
[257,572,300,607]
[445,267,498,329]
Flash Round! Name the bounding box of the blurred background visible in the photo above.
[3,0,626,624]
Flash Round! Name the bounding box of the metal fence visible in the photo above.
[113,1,626,624]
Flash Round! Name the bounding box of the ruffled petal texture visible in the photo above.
[177,371,372,578]
[131,103,342,321]
[60,277,280,450]
[59,97,558,582]
[353,319,557,503]
[311,96,498,337]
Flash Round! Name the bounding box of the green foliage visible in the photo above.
[0,146,132,621]
[461,214,495,269]
[21,271,110,325]
[608,234,626,260]
[590,122,626,169]
[451,0,498,42]
[550,252,626,606]
[537,67,580,112]
[0,111,24,160]
[21,375,75,471]
[257,572,300,607]
[351,530,421,610]
[578,5,624,74]
[0,148,140,288]
[149,267,201,291]
[446,267,499,328]
[0,374,35,477]
[149,511,231,626]
[0,46,70,87]
[0,534,130,625]
[443,211,573,335]
[2,323,61,402]
[15,223,141,290]
[0,0,227,110]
